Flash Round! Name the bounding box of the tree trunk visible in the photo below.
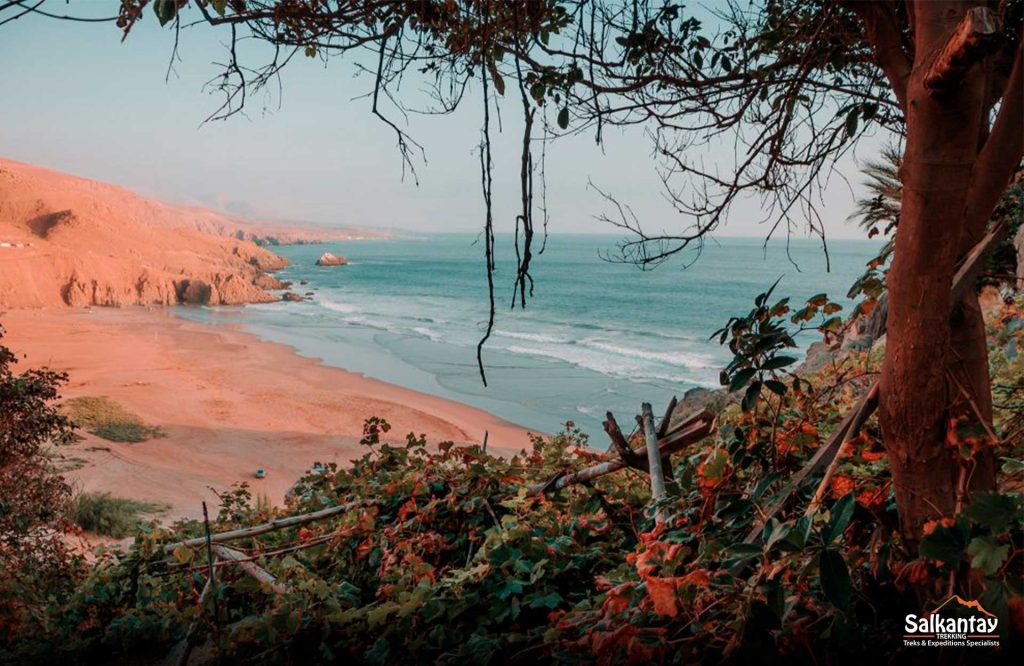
[879,1,995,552]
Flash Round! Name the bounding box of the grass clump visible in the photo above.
[70,492,165,537]
[62,396,165,443]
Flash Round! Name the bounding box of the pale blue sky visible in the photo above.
[0,3,881,239]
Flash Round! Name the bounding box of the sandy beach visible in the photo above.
[0,307,534,521]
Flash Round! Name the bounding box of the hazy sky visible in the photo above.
[0,4,885,240]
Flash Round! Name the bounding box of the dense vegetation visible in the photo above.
[1,285,1021,663]
[0,1,1021,662]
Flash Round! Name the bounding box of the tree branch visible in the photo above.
[924,6,1002,96]
[845,0,911,112]
[963,41,1023,246]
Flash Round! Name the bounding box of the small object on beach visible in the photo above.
[254,467,266,479]
[311,464,326,474]
[305,292,315,297]
[315,252,348,267]
[281,291,304,302]
[300,280,308,285]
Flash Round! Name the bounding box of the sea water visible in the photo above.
[177,233,881,437]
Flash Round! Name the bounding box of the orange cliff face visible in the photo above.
[0,157,292,308]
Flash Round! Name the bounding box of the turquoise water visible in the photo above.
[178,234,880,437]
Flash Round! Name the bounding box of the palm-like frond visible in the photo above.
[847,144,903,239]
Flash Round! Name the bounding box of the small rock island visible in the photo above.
[316,252,348,267]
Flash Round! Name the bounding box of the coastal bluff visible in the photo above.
[0,158,358,308]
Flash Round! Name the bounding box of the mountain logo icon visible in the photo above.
[905,595,999,640]
[929,595,995,618]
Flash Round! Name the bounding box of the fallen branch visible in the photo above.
[743,383,879,544]
[603,411,647,470]
[165,503,351,552]
[212,544,292,595]
[527,410,714,496]
[802,383,881,518]
[641,402,668,524]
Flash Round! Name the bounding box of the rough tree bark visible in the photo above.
[876,1,1022,551]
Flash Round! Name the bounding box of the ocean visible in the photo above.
[178,233,881,438]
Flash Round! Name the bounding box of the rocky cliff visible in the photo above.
[0,158,291,308]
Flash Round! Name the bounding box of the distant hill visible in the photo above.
[0,158,374,308]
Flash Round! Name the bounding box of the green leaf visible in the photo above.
[820,316,843,333]
[153,0,177,26]
[557,107,569,130]
[741,381,761,412]
[466,635,498,663]
[818,549,851,608]
[1000,458,1024,475]
[762,355,798,370]
[723,542,762,569]
[779,515,813,551]
[967,536,1009,575]
[919,520,969,567]
[844,109,859,137]
[527,591,563,609]
[211,0,227,16]
[488,63,505,96]
[729,367,758,392]
[822,493,855,545]
[764,379,787,396]
[963,492,1022,532]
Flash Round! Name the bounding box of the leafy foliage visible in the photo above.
[3,299,1023,662]
[713,279,844,411]
[0,326,83,644]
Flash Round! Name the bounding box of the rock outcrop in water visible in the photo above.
[315,252,348,267]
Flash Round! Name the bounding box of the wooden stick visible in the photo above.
[743,383,879,544]
[165,503,351,552]
[526,411,713,496]
[658,396,678,482]
[211,545,292,595]
[201,502,220,642]
[657,396,678,439]
[641,402,667,524]
[950,221,1010,303]
[603,411,647,470]
[803,384,880,517]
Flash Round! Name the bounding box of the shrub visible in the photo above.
[69,492,164,537]
[61,396,164,443]
[0,325,82,642]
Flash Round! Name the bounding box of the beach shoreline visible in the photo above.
[0,307,534,522]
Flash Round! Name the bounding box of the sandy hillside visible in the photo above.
[0,157,369,308]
